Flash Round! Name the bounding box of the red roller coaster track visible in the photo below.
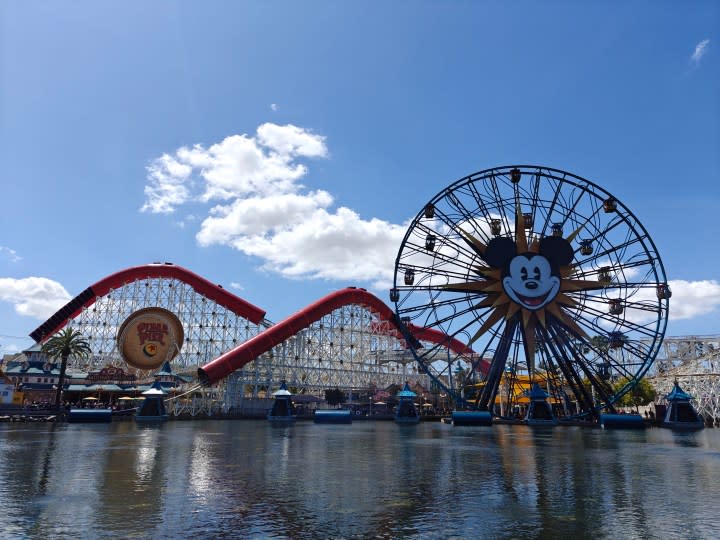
[198,286,476,385]
[30,262,266,342]
[30,263,478,386]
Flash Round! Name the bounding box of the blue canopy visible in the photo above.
[155,361,174,377]
[527,382,549,400]
[666,381,693,402]
[396,382,417,398]
[272,381,293,396]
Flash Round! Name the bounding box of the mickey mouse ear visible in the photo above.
[539,236,574,266]
[484,237,517,268]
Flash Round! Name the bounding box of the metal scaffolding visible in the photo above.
[53,273,436,415]
[645,335,720,426]
[222,302,431,410]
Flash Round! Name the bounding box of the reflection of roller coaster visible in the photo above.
[645,335,720,426]
[30,263,473,415]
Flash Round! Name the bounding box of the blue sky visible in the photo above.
[1,1,718,355]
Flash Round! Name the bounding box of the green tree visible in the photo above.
[41,328,91,412]
[613,376,656,410]
[589,335,610,354]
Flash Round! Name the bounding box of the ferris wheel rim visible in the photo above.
[392,164,669,419]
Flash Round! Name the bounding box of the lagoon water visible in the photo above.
[1,420,719,539]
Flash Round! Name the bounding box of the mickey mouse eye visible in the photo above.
[521,268,528,280]
[533,266,541,280]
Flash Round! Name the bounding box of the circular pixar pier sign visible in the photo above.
[116,307,184,370]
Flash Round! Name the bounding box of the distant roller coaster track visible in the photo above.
[30,263,478,386]
[198,286,476,385]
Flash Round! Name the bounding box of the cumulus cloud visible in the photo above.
[270,103,278,111]
[0,246,21,263]
[0,277,72,319]
[143,123,404,288]
[141,123,328,215]
[691,39,710,65]
[667,279,720,320]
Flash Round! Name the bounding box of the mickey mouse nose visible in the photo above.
[525,281,538,290]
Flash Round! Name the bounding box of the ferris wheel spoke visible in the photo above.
[537,323,597,414]
[413,219,482,263]
[566,300,662,340]
[396,292,480,320]
[575,233,646,268]
[545,321,615,411]
[476,316,518,410]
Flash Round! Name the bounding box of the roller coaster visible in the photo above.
[29,262,473,416]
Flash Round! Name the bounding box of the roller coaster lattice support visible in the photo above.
[647,335,720,426]
[31,264,440,417]
[221,302,431,410]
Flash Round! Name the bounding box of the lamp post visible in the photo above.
[370,396,373,417]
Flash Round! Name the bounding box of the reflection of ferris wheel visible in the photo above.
[392,165,670,419]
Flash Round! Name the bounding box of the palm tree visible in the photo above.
[41,328,91,413]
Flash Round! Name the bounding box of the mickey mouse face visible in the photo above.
[502,254,560,311]
[484,235,574,313]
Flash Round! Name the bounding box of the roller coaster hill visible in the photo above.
[25,262,477,418]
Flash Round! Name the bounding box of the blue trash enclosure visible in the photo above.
[68,408,112,423]
[314,410,352,424]
[599,413,646,429]
[451,410,493,426]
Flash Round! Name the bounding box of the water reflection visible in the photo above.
[2,421,720,538]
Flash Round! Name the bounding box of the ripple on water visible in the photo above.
[2,421,720,538]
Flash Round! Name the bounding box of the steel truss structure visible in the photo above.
[222,303,431,411]
[646,335,720,426]
[30,264,436,416]
[67,277,268,377]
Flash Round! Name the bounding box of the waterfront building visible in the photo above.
[0,372,16,405]
[136,380,169,422]
[3,343,60,405]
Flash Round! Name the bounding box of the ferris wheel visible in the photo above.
[391,165,670,419]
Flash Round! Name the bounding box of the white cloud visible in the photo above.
[226,207,406,287]
[143,123,405,288]
[141,123,328,215]
[667,279,720,320]
[595,279,720,327]
[230,282,244,291]
[691,39,710,65]
[141,153,193,214]
[270,103,278,111]
[0,277,72,319]
[1,343,22,354]
[0,246,21,263]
